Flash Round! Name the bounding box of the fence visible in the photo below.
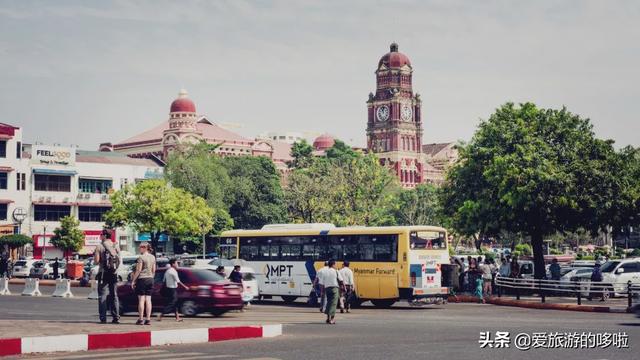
[494,275,640,308]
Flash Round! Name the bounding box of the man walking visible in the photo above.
[339,261,354,313]
[314,261,329,313]
[94,228,120,324]
[52,257,59,279]
[158,259,188,322]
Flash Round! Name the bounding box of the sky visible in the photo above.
[0,0,638,149]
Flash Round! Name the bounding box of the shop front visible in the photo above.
[32,229,116,259]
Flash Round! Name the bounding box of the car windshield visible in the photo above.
[600,261,619,273]
[14,261,26,266]
[577,268,592,274]
[33,262,45,268]
[194,269,225,282]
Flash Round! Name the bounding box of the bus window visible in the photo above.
[281,244,302,260]
[344,244,358,260]
[240,244,258,261]
[410,231,446,250]
[302,244,319,260]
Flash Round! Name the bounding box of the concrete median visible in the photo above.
[0,324,283,357]
[447,294,627,313]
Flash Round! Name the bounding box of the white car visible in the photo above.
[189,258,259,302]
[117,256,139,282]
[601,258,640,296]
[12,259,37,278]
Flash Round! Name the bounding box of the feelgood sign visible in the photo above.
[35,149,72,165]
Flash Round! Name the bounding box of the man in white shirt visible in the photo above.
[339,261,355,313]
[323,260,344,324]
[314,261,329,312]
[158,259,188,322]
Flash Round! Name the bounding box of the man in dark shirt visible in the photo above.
[229,265,243,284]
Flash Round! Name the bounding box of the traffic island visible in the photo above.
[0,324,282,357]
[447,294,628,313]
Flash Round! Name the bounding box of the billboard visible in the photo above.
[31,145,75,166]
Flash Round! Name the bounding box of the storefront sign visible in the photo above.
[33,235,53,248]
[0,224,15,236]
[137,233,169,242]
[31,145,76,166]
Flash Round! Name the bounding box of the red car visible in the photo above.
[117,267,243,316]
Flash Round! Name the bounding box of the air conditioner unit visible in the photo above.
[38,196,44,202]
[46,197,52,203]
[84,193,91,199]
[101,195,108,201]
[77,194,83,200]
[63,197,69,203]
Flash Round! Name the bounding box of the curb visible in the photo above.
[447,294,628,313]
[0,324,282,357]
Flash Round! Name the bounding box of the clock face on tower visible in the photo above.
[376,105,390,122]
[401,105,413,121]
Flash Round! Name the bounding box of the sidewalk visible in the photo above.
[448,293,631,313]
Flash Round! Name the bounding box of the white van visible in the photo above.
[601,258,640,296]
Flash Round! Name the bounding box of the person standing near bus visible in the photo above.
[339,261,354,313]
[323,259,344,324]
[314,261,329,313]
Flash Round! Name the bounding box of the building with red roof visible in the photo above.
[99,89,293,175]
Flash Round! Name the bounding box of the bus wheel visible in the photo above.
[282,296,298,304]
[371,299,395,308]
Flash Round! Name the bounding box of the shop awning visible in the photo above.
[32,168,77,176]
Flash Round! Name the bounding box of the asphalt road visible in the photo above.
[2,294,639,360]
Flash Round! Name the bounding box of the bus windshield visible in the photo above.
[409,231,446,250]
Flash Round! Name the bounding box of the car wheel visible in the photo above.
[281,295,298,304]
[371,299,396,308]
[180,301,198,317]
[210,309,227,317]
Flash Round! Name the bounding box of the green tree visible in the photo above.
[222,156,287,229]
[289,139,314,169]
[49,216,85,259]
[286,153,399,226]
[441,103,625,278]
[393,183,441,226]
[325,139,360,162]
[0,234,32,257]
[105,179,214,251]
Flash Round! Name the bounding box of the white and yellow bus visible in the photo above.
[220,224,449,307]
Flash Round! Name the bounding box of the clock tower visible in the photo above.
[366,43,423,187]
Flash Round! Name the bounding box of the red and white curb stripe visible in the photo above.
[0,324,282,357]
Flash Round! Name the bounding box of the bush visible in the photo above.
[550,248,563,255]
[631,248,640,257]
[514,243,532,256]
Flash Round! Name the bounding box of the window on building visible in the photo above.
[33,205,70,221]
[0,172,7,189]
[16,172,25,191]
[0,141,6,158]
[78,206,111,222]
[16,141,21,159]
[78,178,112,194]
[34,174,71,192]
[0,204,6,220]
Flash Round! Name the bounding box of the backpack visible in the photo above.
[101,242,120,274]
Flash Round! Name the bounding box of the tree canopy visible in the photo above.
[286,153,399,226]
[441,102,628,278]
[0,234,32,249]
[393,183,441,226]
[289,139,314,169]
[105,179,214,251]
[49,216,85,258]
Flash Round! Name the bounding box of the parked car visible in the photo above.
[559,267,593,284]
[30,260,66,279]
[601,258,640,296]
[117,267,243,316]
[12,259,37,278]
[117,256,139,282]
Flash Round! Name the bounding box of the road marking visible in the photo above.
[110,352,203,360]
[34,349,167,359]
[169,356,238,360]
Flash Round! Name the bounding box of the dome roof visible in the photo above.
[170,89,196,113]
[378,43,411,68]
[313,134,335,151]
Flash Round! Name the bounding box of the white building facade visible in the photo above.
[0,123,164,259]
